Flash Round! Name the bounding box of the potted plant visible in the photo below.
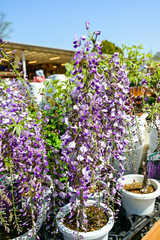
[0,75,50,239]
[118,173,160,217]
[56,21,135,240]
[118,141,160,217]
[116,49,160,218]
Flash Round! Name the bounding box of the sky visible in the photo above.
[1,0,160,55]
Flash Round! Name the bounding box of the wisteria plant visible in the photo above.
[58,21,134,233]
[0,76,50,239]
[122,45,160,191]
[0,43,70,239]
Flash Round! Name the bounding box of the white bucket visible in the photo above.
[118,174,160,217]
[129,113,148,144]
[50,74,66,82]
[56,200,114,240]
[11,207,46,240]
[148,124,159,155]
[114,144,144,174]
[1,175,48,240]
[29,82,44,106]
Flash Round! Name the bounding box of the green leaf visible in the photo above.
[65,63,74,72]
[52,79,60,84]
[13,124,23,137]
[48,88,53,93]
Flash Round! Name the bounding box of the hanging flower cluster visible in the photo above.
[60,21,133,230]
[0,78,49,234]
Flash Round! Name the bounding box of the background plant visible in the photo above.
[0,12,12,40]
[101,39,123,55]
[142,60,160,152]
[123,44,152,87]
[33,76,75,238]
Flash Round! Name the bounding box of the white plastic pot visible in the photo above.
[11,207,46,240]
[114,144,144,174]
[56,200,114,240]
[49,74,66,82]
[113,113,148,174]
[29,82,44,106]
[0,175,48,240]
[129,113,148,145]
[148,122,159,155]
[118,174,160,217]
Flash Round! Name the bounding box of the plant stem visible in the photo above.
[140,144,150,193]
[79,189,87,230]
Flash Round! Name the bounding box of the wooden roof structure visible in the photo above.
[0,41,75,78]
[1,41,75,65]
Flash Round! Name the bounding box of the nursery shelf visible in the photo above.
[108,198,160,240]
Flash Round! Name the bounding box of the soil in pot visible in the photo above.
[69,181,105,195]
[63,206,108,232]
[123,182,155,194]
[0,208,36,240]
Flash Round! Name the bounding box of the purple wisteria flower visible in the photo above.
[95,30,101,36]
[60,21,133,232]
[85,20,90,30]
[0,78,49,234]
[44,104,50,111]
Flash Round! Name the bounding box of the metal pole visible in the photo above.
[22,50,27,79]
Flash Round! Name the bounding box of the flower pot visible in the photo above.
[129,86,146,114]
[11,207,46,240]
[0,174,23,210]
[118,174,160,217]
[114,144,144,174]
[148,122,159,155]
[56,200,114,240]
[0,175,48,239]
[114,113,148,174]
[129,113,148,144]
[48,74,66,82]
[29,82,44,107]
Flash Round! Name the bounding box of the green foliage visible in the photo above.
[39,75,75,181]
[122,44,152,86]
[153,51,160,62]
[148,61,160,89]
[101,39,123,55]
[43,106,65,150]
[65,63,75,77]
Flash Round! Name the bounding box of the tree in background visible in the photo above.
[153,51,160,62]
[101,39,123,55]
[0,12,12,40]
